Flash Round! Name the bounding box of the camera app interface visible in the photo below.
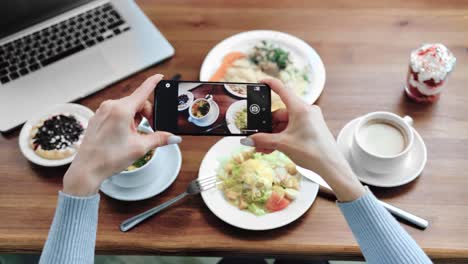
[155,81,272,135]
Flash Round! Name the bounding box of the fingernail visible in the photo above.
[167,135,182,145]
[240,137,255,147]
[154,74,164,80]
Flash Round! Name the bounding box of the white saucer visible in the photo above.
[18,103,94,167]
[337,117,427,188]
[100,144,182,201]
[189,101,220,127]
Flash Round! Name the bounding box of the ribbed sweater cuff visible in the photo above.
[39,191,100,264]
[337,191,431,264]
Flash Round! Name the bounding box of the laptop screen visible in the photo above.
[0,0,95,39]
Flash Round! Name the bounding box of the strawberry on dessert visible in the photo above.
[405,43,456,103]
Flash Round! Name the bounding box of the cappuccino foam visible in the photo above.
[358,121,407,156]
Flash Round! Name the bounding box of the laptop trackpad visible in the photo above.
[54,49,115,97]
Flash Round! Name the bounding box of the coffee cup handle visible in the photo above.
[403,116,413,127]
[205,94,213,102]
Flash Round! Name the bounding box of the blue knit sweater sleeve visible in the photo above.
[39,191,431,264]
[39,191,100,264]
[338,191,432,264]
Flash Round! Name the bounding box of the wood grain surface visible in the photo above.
[1,0,467,262]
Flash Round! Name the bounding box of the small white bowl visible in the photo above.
[100,144,182,201]
[18,103,94,167]
[109,148,159,188]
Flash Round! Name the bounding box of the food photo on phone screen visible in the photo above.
[154,81,273,136]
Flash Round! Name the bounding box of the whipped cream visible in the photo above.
[408,74,446,96]
[410,43,456,83]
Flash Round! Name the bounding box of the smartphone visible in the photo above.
[154,80,272,136]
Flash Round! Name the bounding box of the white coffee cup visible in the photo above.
[351,112,414,174]
[109,148,158,188]
[188,96,214,123]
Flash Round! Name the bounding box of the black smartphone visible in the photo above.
[154,80,272,136]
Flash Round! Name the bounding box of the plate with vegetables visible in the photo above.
[200,30,326,111]
[225,100,247,134]
[199,137,319,230]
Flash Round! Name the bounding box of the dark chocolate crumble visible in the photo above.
[32,115,84,151]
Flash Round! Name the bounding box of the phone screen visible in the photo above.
[154,81,272,136]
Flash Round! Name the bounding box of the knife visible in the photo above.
[297,167,429,230]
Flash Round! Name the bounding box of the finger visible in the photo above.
[134,114,143,128]
[273,122,287,133]
[139,100,154,125]
[261,78,303,110]
[127,74,163,110]
[240,133,281,151]
[140,131,182,150]
[272,108,289,122]
[255,148,275,154]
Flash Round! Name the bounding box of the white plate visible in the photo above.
[178,91,194,111]
[224,83,247,98]
[337,117,427,188]
[225,100,247,134]
[189,101,220,127]
[100,144,182,201]
[199,137,319,230]
[200,30,326,105]
[18,103,94,167]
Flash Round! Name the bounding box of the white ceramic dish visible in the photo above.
[110,147,159,188]
[224,83,247,98]
[100,144,182,201]
[178,91,194,111]
[199,137,319,230]
[188,100,220,127]
[18,103,94,167]
[225,100,247,134]
[337,117,427,188]
[351,112,414,174]
[199,30,326,105]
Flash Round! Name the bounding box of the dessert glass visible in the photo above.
[405,43,456,103]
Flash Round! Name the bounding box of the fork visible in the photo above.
[120,176,218,232]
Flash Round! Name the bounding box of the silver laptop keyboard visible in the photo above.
[0,3,130,85]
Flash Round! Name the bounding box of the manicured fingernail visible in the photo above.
[168,135,182,145]
[240,137,255,147]
[154,74,164,80]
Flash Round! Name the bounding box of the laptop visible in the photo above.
[0,0,175,132]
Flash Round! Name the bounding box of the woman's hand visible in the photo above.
[240,79,365,202]
[63,74,181,197]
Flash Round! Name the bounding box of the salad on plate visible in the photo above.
[210,40,311,111]
[217,149,301,216]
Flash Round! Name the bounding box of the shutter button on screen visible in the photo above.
[249,104,260,115]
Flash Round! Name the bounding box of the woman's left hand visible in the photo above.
[63,74,181,196]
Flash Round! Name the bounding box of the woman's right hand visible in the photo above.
[63,74,181,197]
[240,79,366,202]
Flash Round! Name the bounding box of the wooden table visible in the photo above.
[1,1,467,263]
